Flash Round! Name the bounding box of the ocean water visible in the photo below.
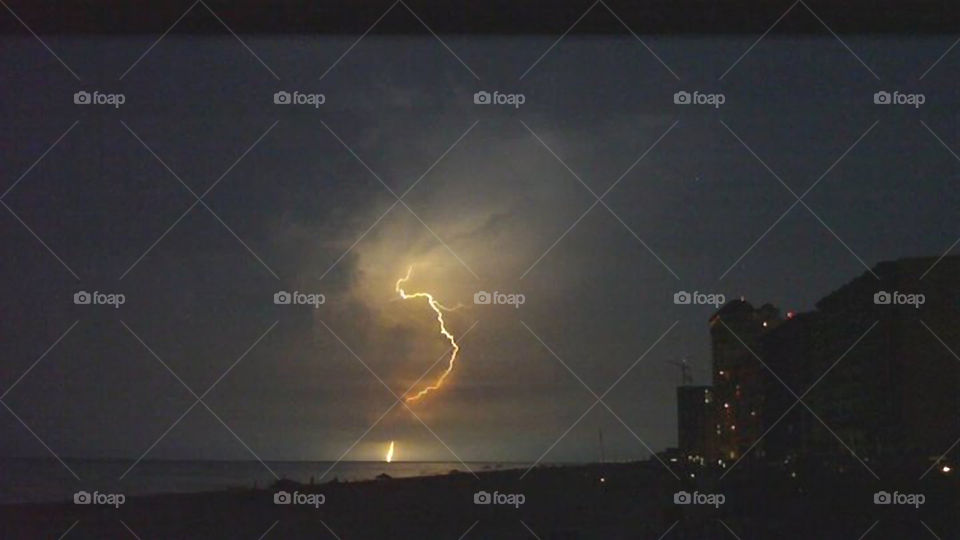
[0,458,524,504]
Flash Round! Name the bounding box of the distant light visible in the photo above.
[762,321,768,327]
[600,477,606,483]
[943,465,952,473]
[718,370,725,376]
[787,311,795,319]
[724,402,729,409]
[730,425,736,431]
[790,471,797,478]
[689,473,695,478]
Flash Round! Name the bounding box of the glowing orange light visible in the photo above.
[386,440,395,463]
[396,266,461,403]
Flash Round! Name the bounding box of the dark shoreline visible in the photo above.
[2,461,956,539]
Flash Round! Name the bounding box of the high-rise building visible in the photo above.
[806,255,960,469]
[709,300,781,463]
[758,311,817,465]
[676,385,716,465]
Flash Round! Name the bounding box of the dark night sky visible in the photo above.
[2,19,959,463]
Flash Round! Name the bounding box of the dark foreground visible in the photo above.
[1,462,956,539]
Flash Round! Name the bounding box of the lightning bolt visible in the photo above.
[395,266,461,403]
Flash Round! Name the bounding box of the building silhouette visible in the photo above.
[678,255,960,473]
[757,311,817,467]
[708,300,780,463]
[676,385,715,466]
[797,255,960,470]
